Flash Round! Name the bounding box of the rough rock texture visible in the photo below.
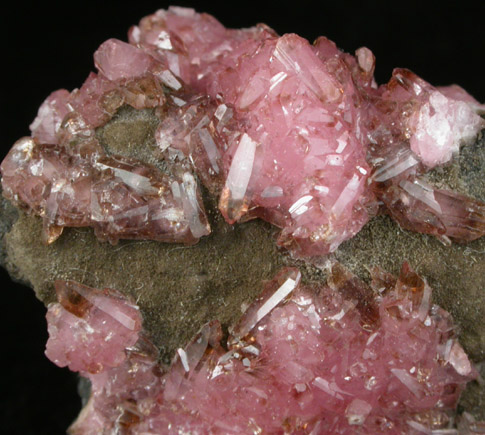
[0,192,17,268]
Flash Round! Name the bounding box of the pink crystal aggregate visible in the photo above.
[45,265,477,434]
[2,6,485,256]
[128,7,485,255]
[1,83,211,244]
[45,280,142,374]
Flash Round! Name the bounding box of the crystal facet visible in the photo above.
[45,281,142,374]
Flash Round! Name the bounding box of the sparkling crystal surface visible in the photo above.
[129,7,485,256]
[1,137,209,244]
[2,7,484,256]
[45,280,142,374]
[46,265,477,434]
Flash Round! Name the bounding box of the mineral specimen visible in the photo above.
[130,12,485,256]
[2,5,485,434]
[2,7,484,257]
[46,264,476,433]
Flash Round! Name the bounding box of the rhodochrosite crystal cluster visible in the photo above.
[45,281,142,374]
[2,6,485,256]
[46,264,476,434]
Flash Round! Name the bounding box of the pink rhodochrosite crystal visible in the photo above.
[132,12,376,255]
[4,6,485,433]
[46,265,477,434]
[2,6,485,256]
[45,280,142,374]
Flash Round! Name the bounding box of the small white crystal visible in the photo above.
[225,133,257,201]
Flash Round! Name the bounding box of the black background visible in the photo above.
[1,1,484,433]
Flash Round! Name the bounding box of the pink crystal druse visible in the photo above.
[45,265,477,434]
[2,6,485,257]
[129,7,485,255]
[45,280,142,374]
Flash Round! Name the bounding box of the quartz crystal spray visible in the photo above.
[45,280,142,373]
[1,137,209,244]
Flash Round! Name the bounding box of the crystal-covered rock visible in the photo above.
[1,137,210,244]
[129,7,485,256]
[2,6,484,256]
[3,6,485,434]
[46,265,477,433]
